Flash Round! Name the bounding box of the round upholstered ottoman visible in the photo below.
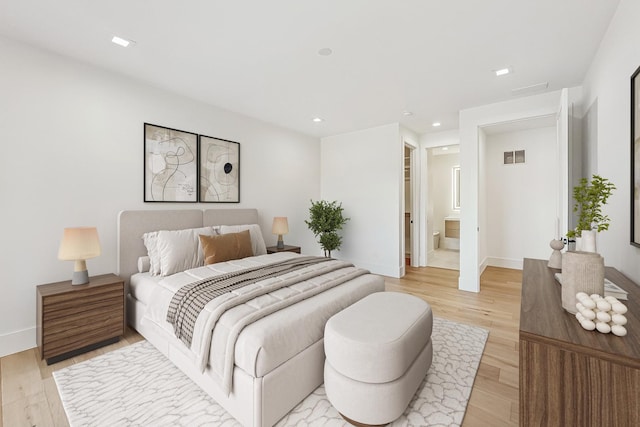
[324,291,433,426]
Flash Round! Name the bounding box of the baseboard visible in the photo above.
[0,327,36,358]
[479,257,489,275]
[486,257,523,270]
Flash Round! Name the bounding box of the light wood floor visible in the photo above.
[1,265,521,427]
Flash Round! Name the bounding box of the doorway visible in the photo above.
[426,145,461,270]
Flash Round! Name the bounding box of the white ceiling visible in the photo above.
[0,0,620,138]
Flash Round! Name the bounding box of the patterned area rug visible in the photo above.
[54,317,488,427]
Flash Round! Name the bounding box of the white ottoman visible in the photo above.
[324,291,433,426]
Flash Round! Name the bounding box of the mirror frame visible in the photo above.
[631,65,640,247]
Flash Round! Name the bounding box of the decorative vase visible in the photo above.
[574,237,582,252]
[561,251,604,314]
[581,229,597,253]
[548,239,564,269]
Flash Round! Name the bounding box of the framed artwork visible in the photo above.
[199,135,240,203]
[515,150,526,164]
[631,65,640,246]
[144,123,198,202]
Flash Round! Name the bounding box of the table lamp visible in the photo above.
[272,217,289,249]
[58,227,101,285]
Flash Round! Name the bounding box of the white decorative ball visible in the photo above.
[590,294,602,300]
[612,303,628,314]
[581,309,596,320]
[576,292,589,300]
[596,322,611,334]
[611,325,627,337]
[611,314,627,325]
[596,311,612,323]
[581,320,596,331]
[596,300,612,312]
[604,296,618,304]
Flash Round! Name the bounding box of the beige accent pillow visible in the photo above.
[219,224,267,255]
[199,230,254,265]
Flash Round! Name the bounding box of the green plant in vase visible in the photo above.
[566,174,615,252]
[305,200,350,257]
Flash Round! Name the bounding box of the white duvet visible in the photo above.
[142,252,369,394]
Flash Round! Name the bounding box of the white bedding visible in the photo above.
[141,252,372,394]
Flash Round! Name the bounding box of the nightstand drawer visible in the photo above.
[43,283,122,311]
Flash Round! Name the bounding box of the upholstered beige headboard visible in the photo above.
[117,208,259,287]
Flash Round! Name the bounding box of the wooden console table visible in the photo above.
[520,258,639,426]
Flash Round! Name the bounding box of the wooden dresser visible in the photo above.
[36,273,125,364]
[519,259,639,426]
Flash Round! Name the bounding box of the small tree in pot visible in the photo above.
[566,174,615,251]
[305,200,350,257]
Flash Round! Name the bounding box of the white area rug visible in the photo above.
[54,317,488,427]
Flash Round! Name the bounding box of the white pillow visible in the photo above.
[219,224,267,255]
[155,226,217,276]
[137,256,151,273]
[142,231,161,276]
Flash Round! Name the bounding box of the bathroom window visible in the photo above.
[452,166,460,211]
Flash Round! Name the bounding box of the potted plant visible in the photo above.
[305,200,350,257]
[566,174,616,252]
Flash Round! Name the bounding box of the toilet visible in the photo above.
[433,231,440,249]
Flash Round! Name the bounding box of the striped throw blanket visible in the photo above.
[166,256,332,347]
[165,256,369,394]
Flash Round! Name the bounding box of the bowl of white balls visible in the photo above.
[575,292,628,336]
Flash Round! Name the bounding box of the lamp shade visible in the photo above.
[272,217,289,235]
[58,227,101,261]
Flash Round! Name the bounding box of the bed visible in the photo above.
[117,209,385,427]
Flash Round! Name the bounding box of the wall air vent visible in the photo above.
[511,82,549,96]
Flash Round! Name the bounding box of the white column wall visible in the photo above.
[581,0,640,285]
[320,123,403,277]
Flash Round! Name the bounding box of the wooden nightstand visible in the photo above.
[36,273,125,364]
[266,245,301,254]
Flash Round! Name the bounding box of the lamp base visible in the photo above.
[71,270,89,285]
[276,235,284,249]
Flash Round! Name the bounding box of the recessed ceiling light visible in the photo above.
[402,111,413,116]
[432,122,441,127]
[495,67,511,76]
[112,36,131,47]
[318,48,333,56]
[312,117,323,123]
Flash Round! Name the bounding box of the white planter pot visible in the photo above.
[574,237,582,252]
[581,229,597,253]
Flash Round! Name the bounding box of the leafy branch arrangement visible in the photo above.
[566,174,616,238]
[305,200,350,257]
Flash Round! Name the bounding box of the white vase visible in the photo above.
[581,229,597,253]
[574,237,582,252]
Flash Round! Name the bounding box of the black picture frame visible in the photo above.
[631,66,640,247]
[143,123,198,203]
[198,135,240,203]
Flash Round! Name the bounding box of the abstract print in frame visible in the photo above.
[144,123,198,202]
[199,135,240,203]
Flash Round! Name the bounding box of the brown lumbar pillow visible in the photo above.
[199,230,254,265]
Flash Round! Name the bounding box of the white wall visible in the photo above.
[485,127,557,269]
[321,123,403,277]
[0,36,321,357]
[581,0,640,284]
